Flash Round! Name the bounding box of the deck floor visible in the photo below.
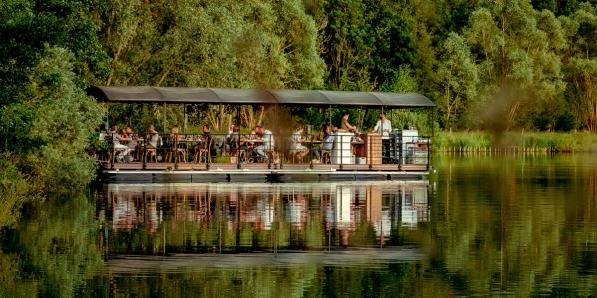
[102,161,428,172]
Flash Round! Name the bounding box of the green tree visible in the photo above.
[0,0,108,227]
[8,47,102,187]
[0,192,103,297]
[0,47,103,223]
[98,0,324,89]
[464,0,567,130]
[0,0,109,103]
[97,0,325,130]
[318,0,416,91]
[559,2,597,131]
[436,33,479,129]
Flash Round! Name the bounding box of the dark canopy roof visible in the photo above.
[88,86,434,108]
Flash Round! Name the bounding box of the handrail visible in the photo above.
[99,132,432,171]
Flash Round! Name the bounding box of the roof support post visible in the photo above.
[183,104,187,133]
[428,107,435,171]
[105,103,110,133]
[142,102,147,170]
[237,105,241,169]
[268,104,275,170]
[162,103,167,134]
[107,103,114,170]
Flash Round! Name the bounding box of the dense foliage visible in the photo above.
[98,0,596,133]
[0,0,596,225]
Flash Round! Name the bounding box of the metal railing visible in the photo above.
[101,132,431,171]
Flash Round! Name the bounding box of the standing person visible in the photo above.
[339,113,357,133]
[372,112,392,138]
[372,112,393,162]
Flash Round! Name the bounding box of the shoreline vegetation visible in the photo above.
[435,131,597,153]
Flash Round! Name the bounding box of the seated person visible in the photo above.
[146,125,160,149]
[199,124,217,157]
[339,113,357,133]
[202,124,211,140]
[224,124,235,153]
[322,127,337,151]
[227,125,240,153]
[225,124,235,142]
[144,124,161,161]
[170,125,181,144]
[125,126,139,159]
[313,125,336,161]
[166,125,188,161]
[168,125,187,151]
[110,125,131,159]
[289,126,308,161]
[254,125,274,161]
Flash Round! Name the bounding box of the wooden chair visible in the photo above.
[289,149,307,164]
[265,149,280,164]
[112,150,125,163]
[194,138,212,163]
[144,135,161,163]
[166,135,187,163]
[321,150,331,164]
[144,148,157,163]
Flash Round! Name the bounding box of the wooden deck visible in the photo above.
[99,161,430,182]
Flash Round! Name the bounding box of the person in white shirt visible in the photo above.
[254,126,275,161]
[289,126,308,160]
[110,125,131,159]
[372,112,392,138]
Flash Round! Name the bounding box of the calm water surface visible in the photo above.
[1,154,596,297]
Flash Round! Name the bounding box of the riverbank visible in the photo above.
[434,131,597,152]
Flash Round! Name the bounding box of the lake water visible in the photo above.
[1,153,596,297]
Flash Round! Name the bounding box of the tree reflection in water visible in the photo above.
[2,154,597,296]
[0,192,102,297]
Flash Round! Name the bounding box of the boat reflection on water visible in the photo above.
[98,181,430,254]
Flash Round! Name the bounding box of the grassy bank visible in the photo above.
[434,131,597,152]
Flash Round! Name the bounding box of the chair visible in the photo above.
[238,148,248,163]
[166,135,187,163]
[289,149,307,164]
[112,149,126,163]
[111,139,129,164]
[144,135,161,163]
[266,149,280,165]
[144,148,157,163]
[194,138,212,163]
[321,150,331,164]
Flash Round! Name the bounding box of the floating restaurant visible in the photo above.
[89,87,435,182]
